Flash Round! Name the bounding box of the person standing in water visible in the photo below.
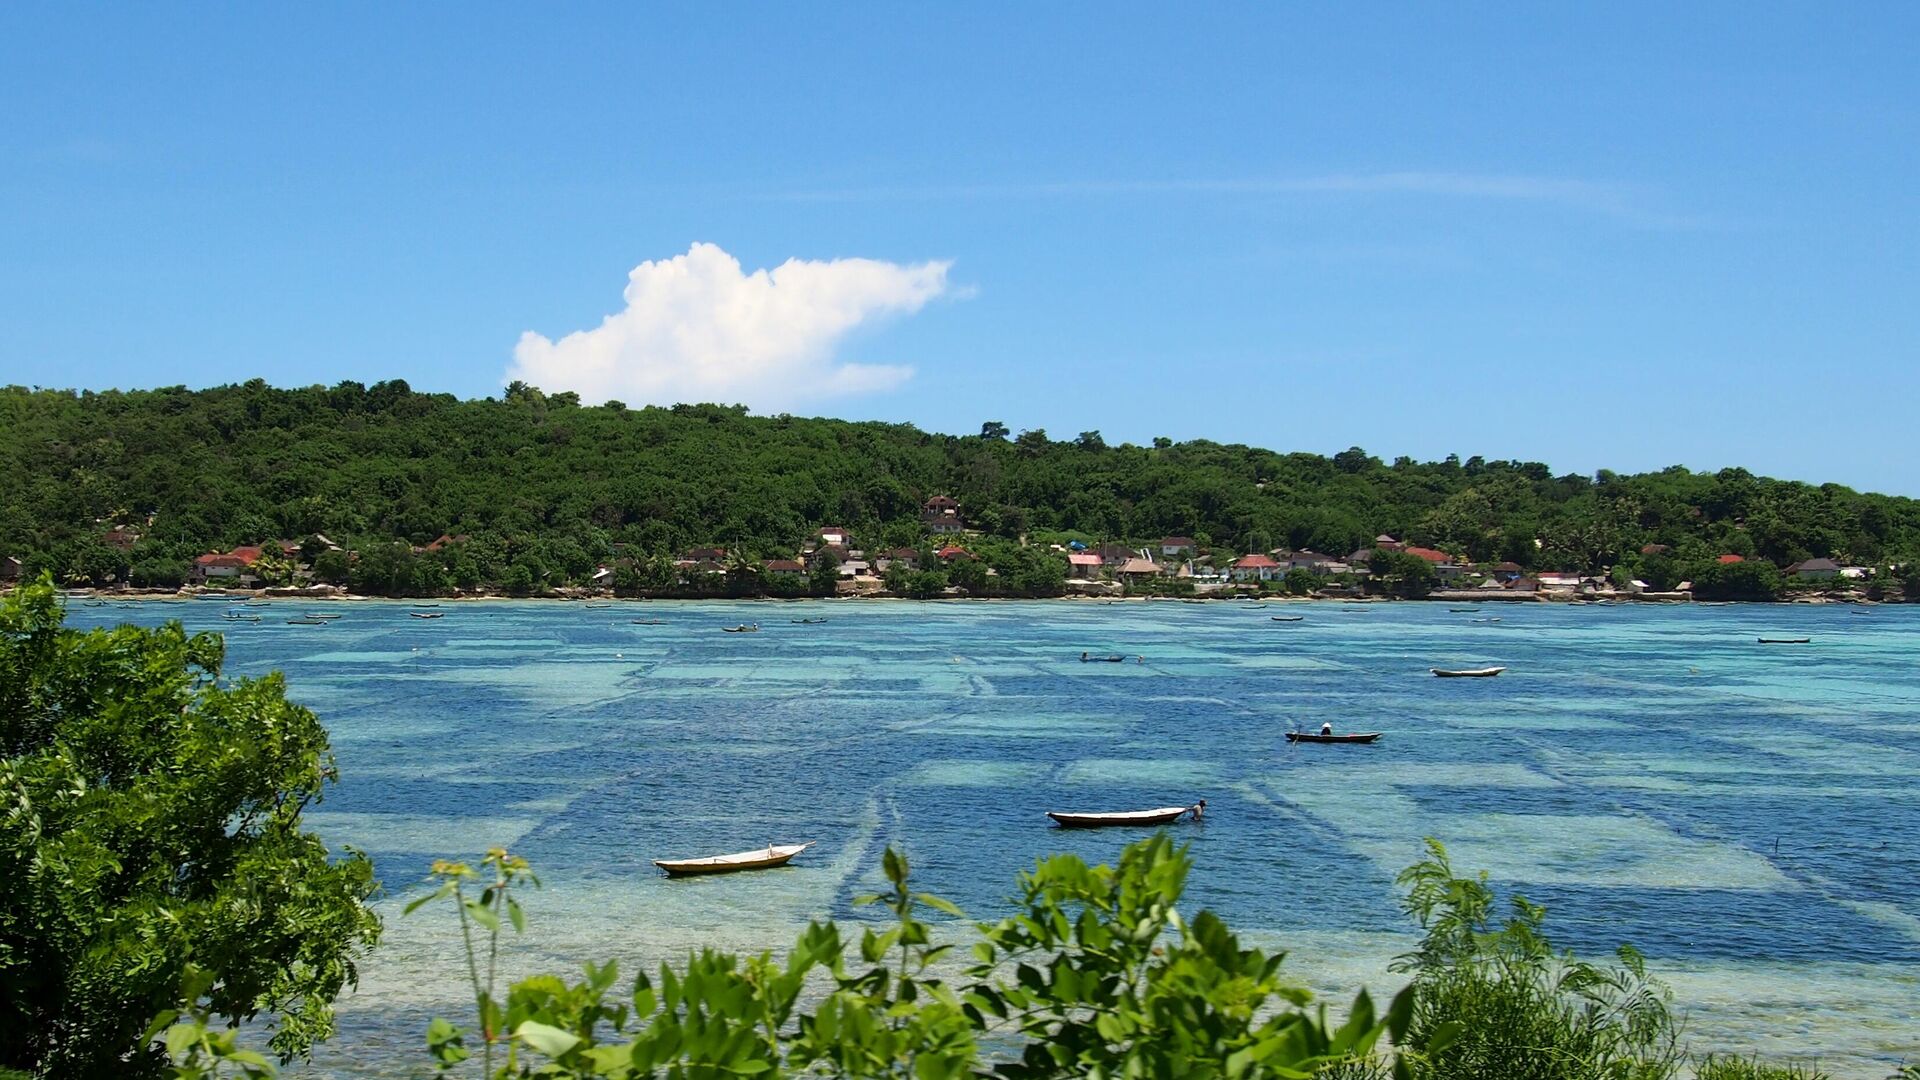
[1190,799,1207,821]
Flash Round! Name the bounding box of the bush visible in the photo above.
[1694,1056,1831,1080]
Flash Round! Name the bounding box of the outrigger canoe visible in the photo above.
[721,624,760,633]
[1270,616,1304,622]
[1081,654,1126,663]
[410,612,444,619]
[286,617,330,625]
[1287,731,1383,744]
[1431,666,1505,678]
[1758,638,1810,644]
[1047,805,1199,829]
[654,842,813,877]
[791,617,829,624]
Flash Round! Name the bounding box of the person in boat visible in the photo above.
[1190,799,1207,821]
[1081,651,1090,662]
[1320,722,1334,737]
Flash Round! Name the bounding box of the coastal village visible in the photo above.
[4,493,1889,603]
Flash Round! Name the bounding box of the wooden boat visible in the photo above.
[304,612,342,620]
[1757,637,1810,644]
[413,603,441,608]
[410,612,444,619]
[286,617,329,625]
[1270,616,1304,622]
[1047,805,1198,829]
[1447,608,1480,613]
[1430,666,1505,678]
[584,602,613,609]
[631,619,666,625]
[222,613,262,622]
[1287,731,1383,744]
[1243,604,1270,610]
[1470,617,1503,624]
[1851,610,1872,615]
[721,624,760,633]
[1080,654,1126,663]
[790,617,829,624]
[654,842,812,877]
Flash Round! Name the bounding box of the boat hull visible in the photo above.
[1047,807,1191,829]
[1431,667,1505,678]
[655,843,811,877]
[1287,732,1382,744]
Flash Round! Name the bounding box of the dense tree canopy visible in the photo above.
[0,578,380,1077]
[2,381,1916,594]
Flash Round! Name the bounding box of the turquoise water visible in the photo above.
[80,599,1920,1075]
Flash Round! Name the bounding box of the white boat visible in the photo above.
[653,842,813,877]
[1430,666,1506,678]
[1047,805,1199,829]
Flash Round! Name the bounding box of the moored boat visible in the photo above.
[791,617,829,624]
[304,612,342,620]
[1047,804,1202,828]
[1270,616,1304,622]
[1080,653,1126,662]
[1287,731,1383,744]
[1431,666,1505,678]
[721,624,760,633]
[286,617,329,625]
[411,612,444,619]
[654,842,813,877]
[1758,637,1810,644]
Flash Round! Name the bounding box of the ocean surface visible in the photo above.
[76,598,1920,1076]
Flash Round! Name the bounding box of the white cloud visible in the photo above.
[508,243,953,410]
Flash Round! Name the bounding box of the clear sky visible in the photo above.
[4,7,1916,492]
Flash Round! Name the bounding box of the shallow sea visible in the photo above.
[79,598,1920,1076]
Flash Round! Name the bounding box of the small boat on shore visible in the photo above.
[1431,666,1505,678]
[1287,731,1383,744]
[1758,637,1810,645]
[721,624,760,633]
[410,612,444,619]
[654,842,814,877]
[1047,803,1202,829]
[1270,616,1304,622]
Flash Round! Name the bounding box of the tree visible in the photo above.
[810,553,841,597]
[1283,567,1317,596]
[0,577,380,1077]
[310,549,350,585]
[979,420,1009,440]
[1076,430,1106,452]
[1369,548,1436,599]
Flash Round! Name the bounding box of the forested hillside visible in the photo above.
[3,379,1917,592]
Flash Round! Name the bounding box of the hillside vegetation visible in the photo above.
[3,380,1917,596]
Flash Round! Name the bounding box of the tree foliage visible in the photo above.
[0,577,380,1078]
[3,384,1917,597]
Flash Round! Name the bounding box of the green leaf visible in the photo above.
[915,892,964,917]
[514,1020,582,1058]
[506,895,526,933]
[464,898,501,932]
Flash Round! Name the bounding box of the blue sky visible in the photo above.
[3,7,1916,492]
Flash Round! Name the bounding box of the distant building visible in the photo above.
[1716,554,1746,564]
[877,548,919,573]
[101,525,142,551]
[1,555,21,581]
[921,496,964,535]
[936,545,972,562]
[1786,557,1841,581]
[1640,544,1671,556]
[1068,552,1103,579]
[764,559,806,577]
[1160,536,1196,557]
[1278,550,1338,574]
[1490,561,1525,583]
[1230,554,1282,582]
[816,526,851,547]
[1096,543,1135,567]
[1374,534,1404,552]
[1402,546,1467,581]
[1117,557,1161,580]
[191,551,253,584]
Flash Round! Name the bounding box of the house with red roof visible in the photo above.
[1068,552,1103,579]
[1230,553,1282,582]
[921,496,965,535]
[192,550,257,584]
[1716,554,1746,564]
[1402,546,1467,581]
[936,545,972,562]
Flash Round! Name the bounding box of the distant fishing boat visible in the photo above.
[1431,666,1505,678]
[244,601,271,607]
[631,619,665,625]
[1758,637,1810,645]
[1471,617,1503,624]
[1181,599,1208,605]
[790,617,829,624]
[1243,603,1270,610]
[1047,803,1202,829]
[584,602,613,609]
[1286,731,1382,744]
[413,603,441,608]
[1270,616,1304,622]
[286,617,329,625]
[1447,608,1480,613]
[721,624,760,633]
[410,612,444,619]
[1851,610,1872,615]
[1080,653,1126,663]
[222,613,261,622]
[654,842,813,877]
[304,612,342,620]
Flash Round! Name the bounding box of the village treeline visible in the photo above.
[3,380,1917,601]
